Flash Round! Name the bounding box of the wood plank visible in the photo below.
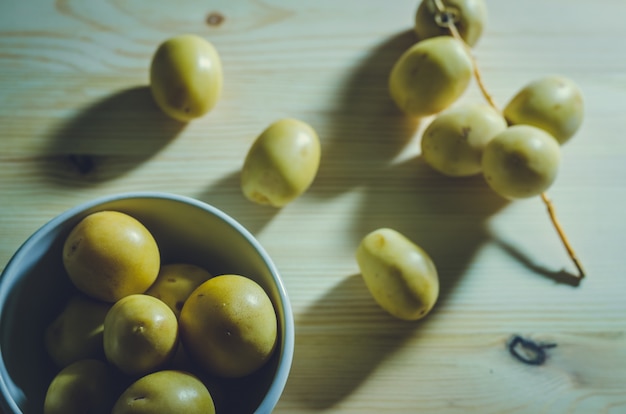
[1,1,624,413]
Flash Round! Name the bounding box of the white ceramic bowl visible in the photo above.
[0,192,294,414]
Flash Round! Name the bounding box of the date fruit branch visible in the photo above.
[431,0,585,280]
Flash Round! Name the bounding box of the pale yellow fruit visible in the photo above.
[389,36,472,117]
[43,359,114,414]
[103,294,178,376]
[112,370,215,414]
[504,75,584,144]
[145,263,212,318]
[45,294,111,368]
[150,34,223,122]
[421,103,507,176]
[241,118,321,207]
[62,211,160,303]
[356,228,439,321]
[415,0,488,47]
[482,125,561,199]
[180,274,278,378]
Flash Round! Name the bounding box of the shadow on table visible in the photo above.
[309,29,420,199]
[490,234,582,287]
[289,166,509,409]
[194,170,280,237]
[289,149,587,408]
[285,28,513,409]
[288,273,426,409]
[40,85,185,186]
[354,155,510,300]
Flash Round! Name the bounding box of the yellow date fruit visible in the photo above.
[389,36,472,118]
[180,274,278,378]
[356,228,439,321]
[145,263,212,318]
[43,359,114,414]
[482,125,561,199]
[504,75,584,144]
[415,0,488,47]
[421,103,507,176]
[112,370,215,414]
[150,34,223,122]
[45,294,111,368]
[103,294,178,376]
[241,118,321,207]
[62,211,160,303]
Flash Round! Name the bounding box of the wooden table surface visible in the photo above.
[1,1,625,413]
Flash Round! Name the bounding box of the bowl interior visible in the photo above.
[0,194,293,414]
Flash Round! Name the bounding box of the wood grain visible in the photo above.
[1,0,625,413]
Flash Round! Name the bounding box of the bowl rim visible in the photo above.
[0,191,295,414]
